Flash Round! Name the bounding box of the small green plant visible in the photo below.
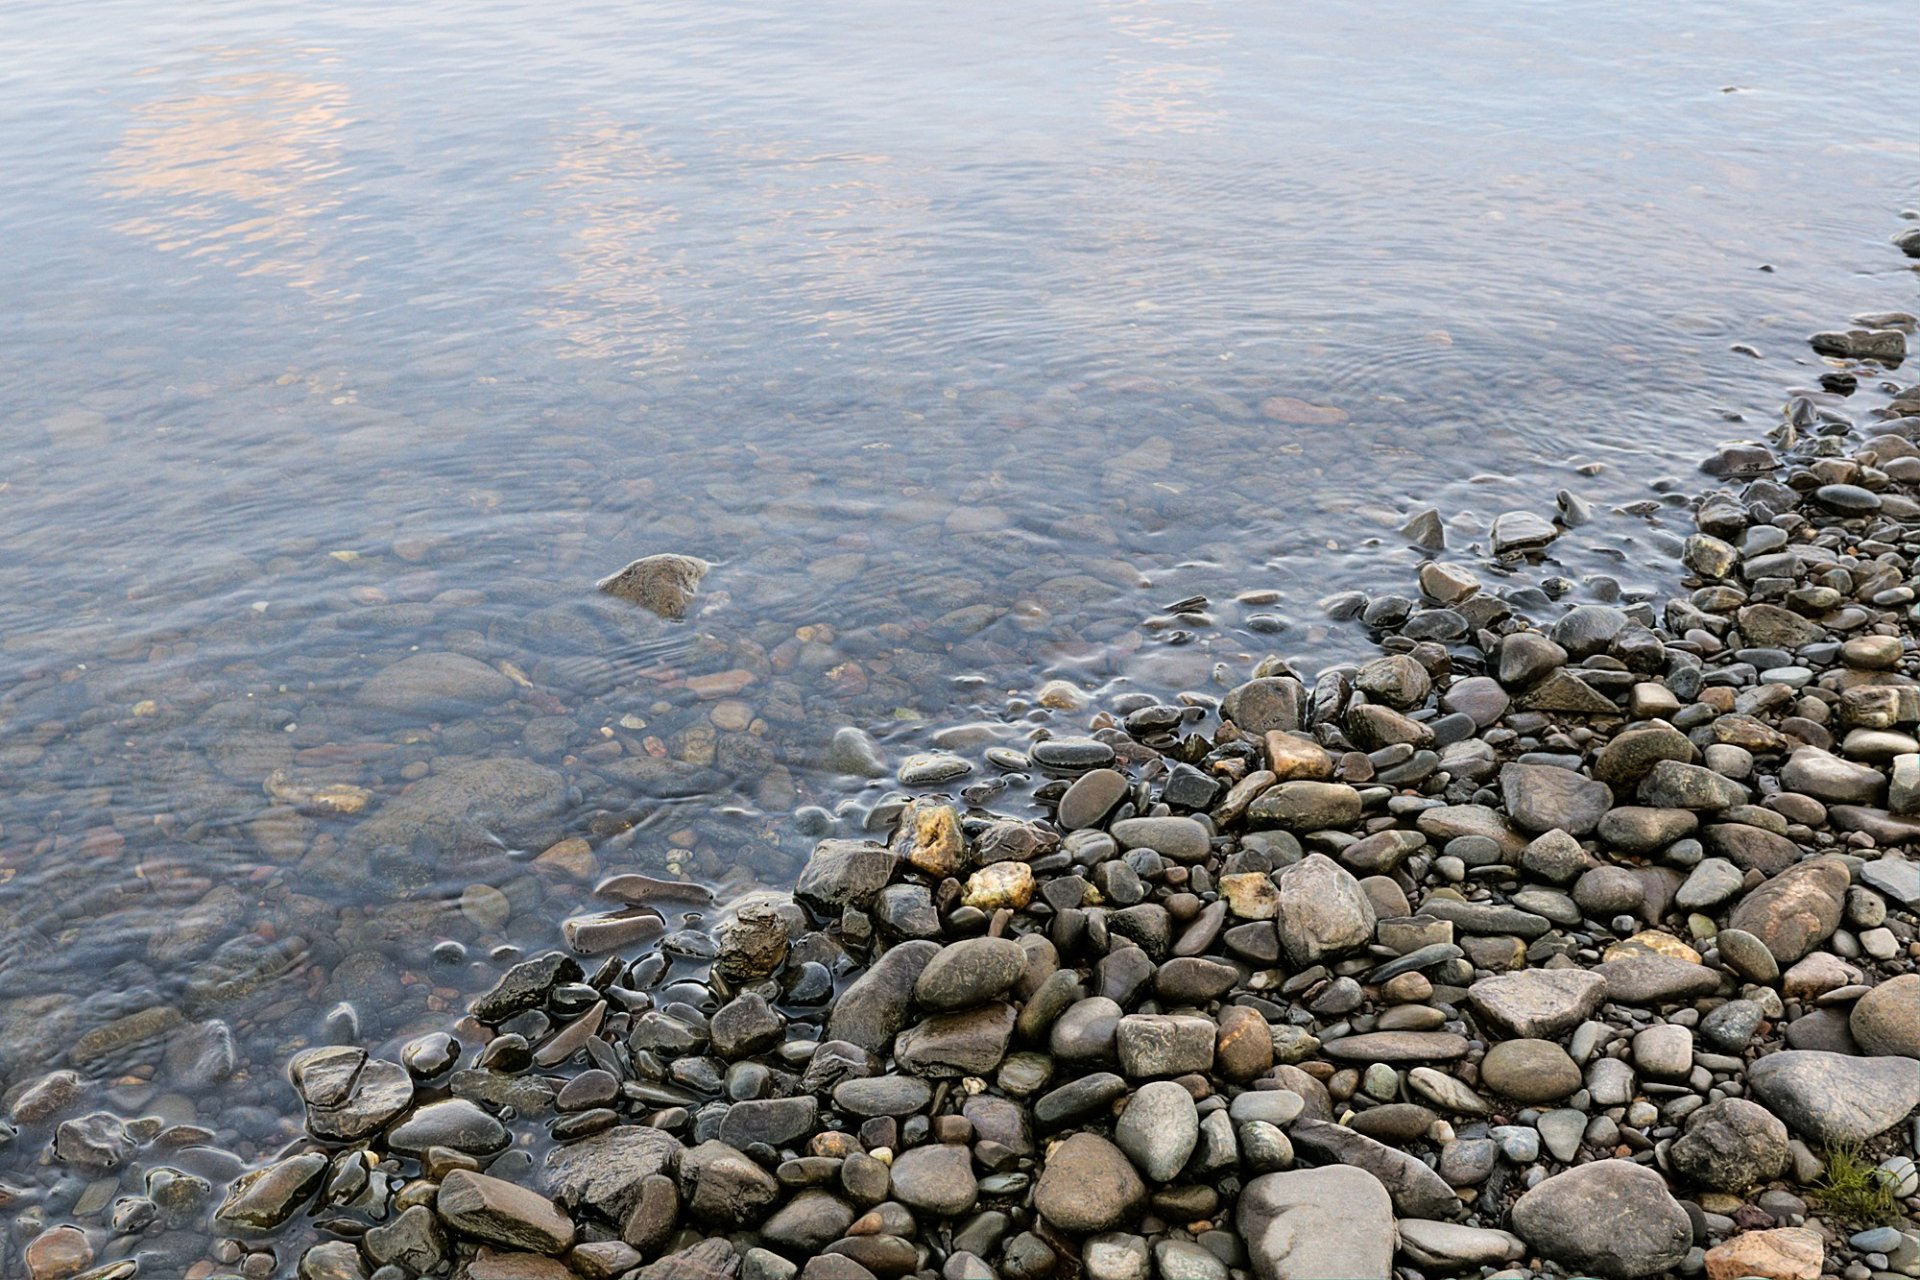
[1813,1141,1901,1226]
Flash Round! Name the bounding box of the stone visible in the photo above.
[711,992,786,1059]
[214,1152,328,1231]
[962,861,1035,910]
[763,1189,857,1253]
[1675,857,1745,909]
[1110,816,1210,861]
[1598,805,1698,854]
[437,1169,576,1254]
[1468,969,1606,1039]
[1668,1099,1790,1192]
[826,726,888,778]
[833,1075,932,1117]
[1059,769,1128,830]
[1396,1220,1525,1270]
[1114,1080,1199,1183]
[1637,760,1747,810]
[1216,1005,1275,1082]
[889,1144,978,1216]
[1737,603,1826,649]
[893,798,965,877]
[681,1141,780,1224]
[1862,856,1920,909]
[1034,1133,1147,1233]
[795,840,896,916]
[1782,746,1885,805]
[389,1099,509,1159]
[1220,872,1281,920]
[1593,954,1719,1003]
[1594,723,1696,788]
[597,553,710,618]
[1320,1031,1469,1064]
[1115,1014,1215,1077]
[914,938,1028,1011]
[1810,329,1907,361]
[1725,856,1848,964]
[356,651,513,714]
[1520,828,1591,882]
[720,1097,819,1150]
[1704,823,1802,876]
[1492,510,1558,555]
[1501,763,1613,835]
[1275,853,1376,966]
[346,758,568,865]
[1850,972,1920,1057]
[23,1226,93,1280]
[298,1242,369,1280]
[1222,677,1307,734]
[1083,1234,1151,1280]
[50,1112,133,1172]
[1715,928,1779,983]
[1288,1118,1457,1218]
[1633,1023,1692,1079]
[543,1125,683,1223]
[1237,1166,1394,1280]
[894,1001,1017,1076]
[828,940,939,1052]
[1153,1241,1227,1280]
[1702,1227,1823,1280]
[1479,1039,1581,1104]
[1508,1161,1692,1279]
[1248,781,1362,831]
[1747,1050,1920,1143]
[365,1205,449,1274]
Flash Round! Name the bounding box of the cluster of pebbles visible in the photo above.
[16,334,1920,1280]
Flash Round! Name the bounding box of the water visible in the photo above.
[0,0,1917,1267]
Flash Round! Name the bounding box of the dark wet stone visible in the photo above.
[388,1100,509,1159]
[832,1075,932,1118]
[914,937,1028,1012]
[1032,737,1117,770]
[214,1152,328,1232]
[719,1097,819,1150]
[472,953,583,1024]
[895,1002,1017,1076]
[795,840,897,916]
[828,941,939,1052]
[544,1124,684,1222]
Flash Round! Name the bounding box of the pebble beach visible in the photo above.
[12,232,1920,1280]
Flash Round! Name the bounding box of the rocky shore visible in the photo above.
[13,279,1920,1280]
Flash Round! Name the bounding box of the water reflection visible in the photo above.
[532,117,689,369]
[102,49,354,295]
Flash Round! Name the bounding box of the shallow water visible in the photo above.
[1,0,1918,1266]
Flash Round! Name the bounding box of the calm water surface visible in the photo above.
[0,0,1918,1266]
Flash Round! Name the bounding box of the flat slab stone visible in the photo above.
[1747,1050,1920,1143]
[1238,1166,1393,1280]
[1320,1032,1470,1064]
[1467,969,1608,1039]
[1288,1118,1457,1219]
[437,1170,575,1254]
[1593,955,1720,1004]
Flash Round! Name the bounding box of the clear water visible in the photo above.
[0,0,1917,1265]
